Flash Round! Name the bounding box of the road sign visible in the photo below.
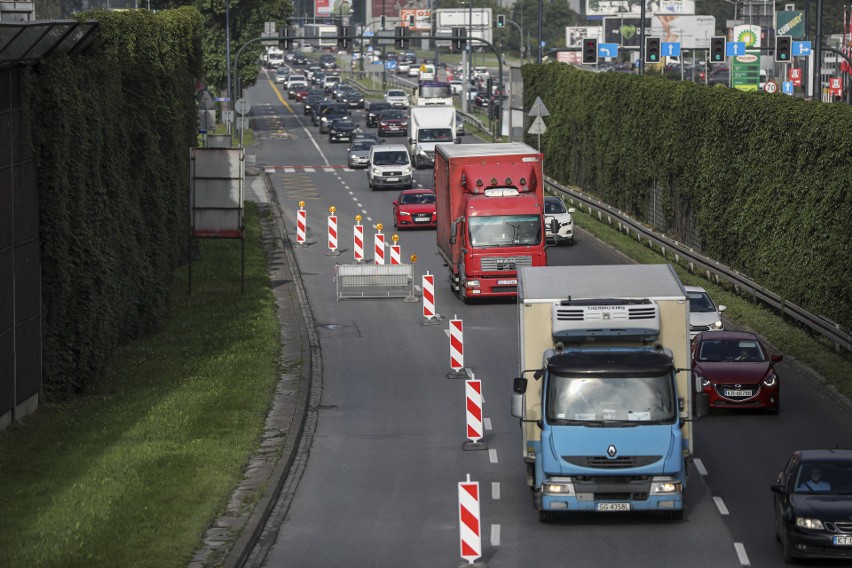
[829,76,843,96]
[782,81,794,95]
[222,110,235,123]
[528,115,547,135]
[793,41,811,57]
[214,97,231,102]
[662,42,681,57]
[789,67,802,86]
[385,60,397,70]
[529,96,550,117]
[235,98,251,115]
[364,30,374,37]
[598,43,618,58]
[726,42,746,57]
[763,80,778,94]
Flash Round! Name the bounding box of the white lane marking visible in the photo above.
[489,449,498,464]
[491,482,500,500]
[303,167,315,173]
[284,168,296,173]
[694,458,708,476]
[483,417,492,431]
[300,126,331,166]
[324,167,335,172]
[490,524,501,547]
[733,543,751,566]
[415,285,422,292]
[713,496,729,515]
[264,167,275,174]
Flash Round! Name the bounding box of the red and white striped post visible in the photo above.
[421,271,439,324]
[353,214,364,262]
[463,377,486,450]
[374,223,385,265]
[390,234,401,265]
[458,474,482,565]
[296,201,306,246]
[448,317,465,379]
[326,206,339,256]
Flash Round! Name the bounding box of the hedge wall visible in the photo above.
[523,64,852,333]
[25,8,203,399]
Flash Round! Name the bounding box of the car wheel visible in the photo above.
[329,135,334,142]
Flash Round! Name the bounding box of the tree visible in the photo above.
[509,0,579,58]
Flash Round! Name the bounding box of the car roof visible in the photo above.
[796,449,852,463]
[685,285,708,293]
[370,143,408,153]
[400,188,434,195]
[695,330,759,342]
[544,196,563,203]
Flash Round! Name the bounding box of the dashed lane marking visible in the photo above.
[694,458,708,476]
[491,482,500,500]
[488,449,498,464]
[733,543,751,566]
[713,496,729,515]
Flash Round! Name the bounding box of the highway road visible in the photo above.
[239,67,852,567]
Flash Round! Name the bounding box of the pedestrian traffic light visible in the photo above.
[452,27,467,50]
[380,14,387,29]
[407,14,415,27]
[710,36,726,63]
[278,27,291,51]
[644,36,661,63]
[497,15,506,28]
[395,26,410,50]
[337,25,349,50]
[775,35,792,62]
[582,38,598,64]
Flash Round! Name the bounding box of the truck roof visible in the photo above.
[518,265,687,302]
[436,142,539,159]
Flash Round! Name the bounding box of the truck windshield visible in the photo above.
[418,85,451,99]
[546,374,676,424]
[418,128,454,142]
[468,215,542,247]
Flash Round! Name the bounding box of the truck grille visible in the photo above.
[480,256,532,271]
[562,455,662,469]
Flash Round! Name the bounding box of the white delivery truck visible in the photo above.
[511,264,707,522]
[407,106,457,169]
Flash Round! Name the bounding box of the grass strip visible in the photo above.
[0,202,281,568]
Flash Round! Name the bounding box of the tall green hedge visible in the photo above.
[25,8,203,399]
[523,63,852,332]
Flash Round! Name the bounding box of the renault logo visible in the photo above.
[607,445,618,458]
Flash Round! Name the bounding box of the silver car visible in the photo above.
[686,286,726,338]
[347,139,377,169]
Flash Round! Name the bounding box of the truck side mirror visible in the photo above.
[550,218,559,234]
[449,218,458,245]
[694,392,710,420]
[513,377,527,394]
[511,392,525,418]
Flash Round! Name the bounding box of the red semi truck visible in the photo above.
[434,143,549,300]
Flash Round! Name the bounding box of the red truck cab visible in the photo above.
[434,143,548,300]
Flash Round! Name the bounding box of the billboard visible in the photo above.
[776,11,805,39]
[566,26,603,47]
[400,8,432,31]
[435,8,493,43]
[372,0,409,18]
[586,0,695,19]
[649,15,715,49]
[603,17,650,47]
[315,0,332,19]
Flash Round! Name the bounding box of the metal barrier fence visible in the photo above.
[544,176,852,353]
[336,263,416,300]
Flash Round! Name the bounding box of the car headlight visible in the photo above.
[402,167,412,175]
[321,117,328,123]
[763,371,778,387]
[399,211,411,217]
[371,167,381,175]
[711,320,724,330]
[796,517,825,530]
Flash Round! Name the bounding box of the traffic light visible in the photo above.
[582,38,598,64]
[452,27,467,51]
[644,36,661,63]
[775,35,792,62]
[710,36,726,63]
[395,26,410,50]
[407,14,415,27]
[380,14,386,29]
[497,15,506,28]
[278,27,291,51]
[337,25,349,50]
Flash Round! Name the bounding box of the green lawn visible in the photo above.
[0,203,281,567]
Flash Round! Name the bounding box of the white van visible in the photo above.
[367,144,413,191]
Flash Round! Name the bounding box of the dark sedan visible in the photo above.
[772,449,852,563]
[328,119,357,143]
[303,94,325,116]
[691,331,781,413]
[338,90,364,109]
[366,102,392,127]
[318,103,350,134]
[377,109,408,137]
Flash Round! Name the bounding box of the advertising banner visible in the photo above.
[316,0,332,19]
[603,17,650,48]
[566,26,603,47]
[400,8,432,31]
[776,11,805,39]
[586,0,695,19]
[649,15,715,49]
[372,0,409,19]
[732,50,760,91]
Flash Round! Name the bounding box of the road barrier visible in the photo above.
[296,202,306,246]
[448,317,465,379]
[374,230,385,265]
[353,216,364,262]
[335,263,415,300]
[422,271,438,324]
[326,208,339,256]
[390,234,401,265]
[458,475,482,564]
[463,377,485,448]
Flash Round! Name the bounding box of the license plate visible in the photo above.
[724,389,753,397]
[414,215,431,221]
[385,178,398,182]
[834,536,852,545]
[596,503,630,512]
[497,279,517,285]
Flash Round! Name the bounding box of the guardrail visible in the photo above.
[544,176,852,353]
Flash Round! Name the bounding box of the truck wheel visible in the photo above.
[538,510,556,523]
[664,509,684,521]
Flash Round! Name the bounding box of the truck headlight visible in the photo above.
[465,280,480,288]
[402,166,412,175]
[650,478,682,494]
[796,517,825,530]
[543,478,575,496]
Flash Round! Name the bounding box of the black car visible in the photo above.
[366,102,392,127]
[292,53,308,66]
[772,449,852,563]
[318,103,350,134]
[328,119,358,143]
[304,94,325,116]
[338,90,364,109]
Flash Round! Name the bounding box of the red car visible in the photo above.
[392,189,437,229]
[377,110,408,137]
[691,331,782,413]
[293,86,311,102]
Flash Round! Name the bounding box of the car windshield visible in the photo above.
[794,462,852,494]
[546,374,676,424]
[417,128,453,142]
[545,199,567,214]
[370,104,391,113]
[322,105,347,115]
[468,215,542,247]
[388,90,405,97]
[698,339,766,362]
[381,111,406,120]
[373,151,410,166]
[333,120,355,128]
[688,291,716,312]
[351,141,374,151]
[400,192,435,205]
